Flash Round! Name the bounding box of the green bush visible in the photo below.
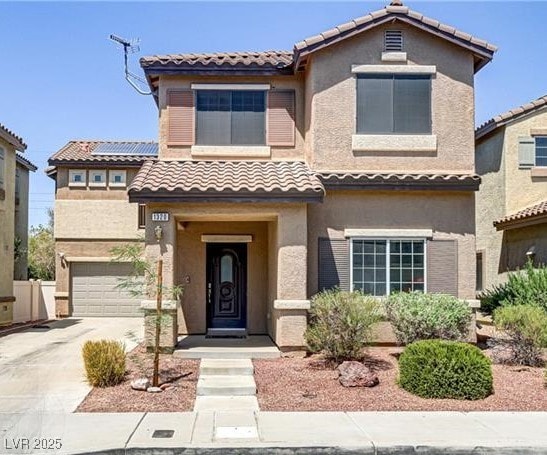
[82,340,126,387]
[305,289,382,362]
[491,305,547,367]
[384,292,471,345]
[398,340,493,400]
[480,262,547,315]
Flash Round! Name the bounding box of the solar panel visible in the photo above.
[92,142,158,156]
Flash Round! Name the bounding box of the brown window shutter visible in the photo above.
[267,90,295,146]
[167,90,194,145]
[318,238,350,292]
[427,239,458,296]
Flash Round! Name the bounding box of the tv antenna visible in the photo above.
[109,34,154,96]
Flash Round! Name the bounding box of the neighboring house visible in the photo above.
[0,123,28,326]
[475,95,547,291]
[14,154,37,280]
[48,1,496,350]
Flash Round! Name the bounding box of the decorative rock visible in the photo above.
[159,383,173,391]
[131,378,150,391]
[337,361,379,388]
[147,386,163,393]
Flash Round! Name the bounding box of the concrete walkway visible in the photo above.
[0,318,142,414]
[1,411,547,454]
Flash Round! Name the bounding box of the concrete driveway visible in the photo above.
[0,318,143,414]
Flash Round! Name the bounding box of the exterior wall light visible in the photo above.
[154,225,163,241]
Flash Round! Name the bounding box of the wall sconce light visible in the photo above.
[154,225,163,241]
[526,245,536,262]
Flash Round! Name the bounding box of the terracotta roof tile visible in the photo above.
[494,200,547,229]
[476,94,547,140]
[48,140,158,165]
[128,160,325,202]
[0,122,26,151]
[16,153,37,172]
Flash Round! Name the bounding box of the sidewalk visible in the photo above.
[2,411,547,454]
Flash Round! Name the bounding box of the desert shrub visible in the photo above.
[490,305,547,367]
[480,262,547,315]
[82,340,126,387]
[384,292,471,345]
[398,340,493,400]
[305,289,382,362]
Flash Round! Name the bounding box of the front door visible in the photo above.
[206,243,247,334]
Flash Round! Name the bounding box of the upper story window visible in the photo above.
[356,74,431,134]
[89,169,106,187]
[0,147,4,190]
[68,169,86,187]
[109,170,127,187]
[196,90,266,146]
[535,136,547,167]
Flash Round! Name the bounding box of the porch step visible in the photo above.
[197,375,256,396]
[200,359,254,376]
[174,335,280,359]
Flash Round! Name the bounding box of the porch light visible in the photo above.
[154,225,163,241]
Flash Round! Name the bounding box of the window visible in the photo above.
[109,170,127,187]
[15,168,20,202]
[138,204,146,229]
[196,90,266,145]
[351,239,426,296]
[476,252,484,292]
[535,137,547,167]
[89,170,106,187]
[0,147,4,190]
[68,169,86,187]
[357,75,431,134]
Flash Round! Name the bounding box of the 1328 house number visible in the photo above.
[151,212,169,222]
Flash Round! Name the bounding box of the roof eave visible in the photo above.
[494,213,547,231]
[48,159,147,168]
[0,129,26,152]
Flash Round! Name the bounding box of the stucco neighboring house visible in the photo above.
[48,1,496,350]
[0,123,28,325]
[475,95,547,292]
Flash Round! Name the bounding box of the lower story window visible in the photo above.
[351,239,426,296]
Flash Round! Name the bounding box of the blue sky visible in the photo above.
[1,1,546,227]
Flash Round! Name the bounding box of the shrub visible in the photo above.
[384,292,471,345]
[305,289,382,362]
[82,340,126,387]
[491,305,547,367]
[480,262,547,315]
[398,340,493,400]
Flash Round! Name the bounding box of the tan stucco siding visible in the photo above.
[54,199,142,240]
[0,138,16,299]
[500,224,547,273]
[158,75,305,161]
[306,23,475,173]
[307,190,476,299]
[175,221,269,335]
[14,163,30,280]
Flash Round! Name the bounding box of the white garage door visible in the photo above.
[71,262,141,317]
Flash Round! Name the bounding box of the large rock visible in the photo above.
[131,378,150,391]
[337,361,379,388]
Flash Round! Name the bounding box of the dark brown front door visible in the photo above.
[206,243,247,332]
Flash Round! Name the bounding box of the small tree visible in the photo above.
[28,208,55,280]
[111,243,184,387]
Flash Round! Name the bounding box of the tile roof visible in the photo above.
[48,141,158,165]
[476,94,547,140]
[140,51,293,70]
[128,160,325,202]
[319,172,481,190]
[0,122,26,151]
[16,153,37,172]
[494,200,547,230]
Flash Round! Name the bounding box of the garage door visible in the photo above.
[71,262,142,317]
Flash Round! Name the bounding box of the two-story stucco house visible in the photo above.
[48,1,496,350]
[0,123,29,326]
[475,96,547,292]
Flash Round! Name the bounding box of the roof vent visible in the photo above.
[385,30,403,52]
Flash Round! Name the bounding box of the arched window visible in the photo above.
[220,254,233,283]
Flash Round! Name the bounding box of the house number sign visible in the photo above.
[151,212,169,222]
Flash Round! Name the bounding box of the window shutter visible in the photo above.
[518,136,535,169]
[167,90,194,145]
[426,239,458,296]
[267,90,295,146]
[318,238,350,292]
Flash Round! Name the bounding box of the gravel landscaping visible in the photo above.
[77,345,198,412]
[254,347,547,412]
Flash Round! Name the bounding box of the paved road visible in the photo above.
[0,318,143,414]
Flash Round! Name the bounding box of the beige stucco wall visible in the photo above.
[307,190,476,299]
[500,223,547,272]
[157,75,304,161]
[306,22,475,173]
[14,163,30,280]
[0,137,16,301]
